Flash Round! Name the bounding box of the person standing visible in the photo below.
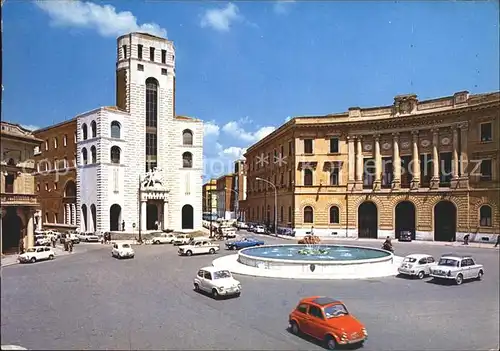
[122,220,125,232]
[51,235,56,248]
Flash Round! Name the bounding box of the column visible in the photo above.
[63,204,67,225]
[163,201,169,230]
[66,204,70,225]
[431,128,440,188]
[71,204,76,225]
[355,136,363,182]
[141,201,147,231]
[392,132,401,188]
[374,134,382,189]
[347,136,355,183]
[27,212,34,248]
[459,122,469,178]
[411,131,420,188]
[452,126,459,180]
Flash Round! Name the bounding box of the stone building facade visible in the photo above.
[77,32,203,234]
[33,119,78,231]
[0,122,42,253]
[244,91,500,242]
[216,174,235,220]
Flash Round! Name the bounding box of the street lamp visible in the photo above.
[225,187,239,220]
[138,174,143,244]
[256,177,277,235]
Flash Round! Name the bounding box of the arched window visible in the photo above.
[110,121,121,139]
[82,124,88,140]
[183,129,193,145]
[303,206,314,223]
[146,78,158,128]
[90,120,97,138]
[53,137,58,148]
[90,146,97,164]
[304,169,313,186]
[329,206,340,224]
[479,205,492,227]
[81,148,88,165]
[182,152,192,168]
[111,146,121,164]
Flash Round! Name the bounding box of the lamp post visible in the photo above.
[225,187,239,220]
[256,177,277,235]
[208,189,214,238]
[138,175,142,244]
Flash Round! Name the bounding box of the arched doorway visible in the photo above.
[64,180,76,197]
[434,201,456,242]
[110,204,121,231]
[395,201,416,240]
[146,204,158,230]
[182,205,194,230]
[358,201,378,239]
[81,205,88,232]
[2,207,22,253]
[90,204,97,232]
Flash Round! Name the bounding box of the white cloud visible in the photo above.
[200,3,241,32]
[221,119,275,143]
[221,146,247,160]
[273,0,296,15]
[35,1,167,38]
[204,121,220,137]
[21,124,39,131]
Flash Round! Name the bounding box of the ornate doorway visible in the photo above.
[2,207,22,254]
[358,201,378,239]
[434,201,456,242]
[146,203,159,230]
[110,204,122,231]
[395,201,416,240]
[182,205,194,230]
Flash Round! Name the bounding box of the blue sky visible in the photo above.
[3,1,499,180]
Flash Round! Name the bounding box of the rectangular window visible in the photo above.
[138,44,143,59]
[288,206,292,223]
[480,159,492,181]
[122,45,127,59]
[288,140,292,155]
[150,47,155,61]
[382,157,393,188]
[329,137,339,153]
[439,152,452,185]
[420,154,432,186]
[137,64,144,71]
[185,173,191,195]
[113,168,119,193]
[161,68,168,75]
[330,164,340,185]
[145,133,158,156]
[363,158,375,188]
[401,155,413,188]
[45,140,49,151]
[480,123,492,142]
[161,49,167,63]
[304,139,313,154]
[63,134,67,147]
[280,145,284,157]
[54,213,58,223]
[4,174,14,193]
[54,182,58,190]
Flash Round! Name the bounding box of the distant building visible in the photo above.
[0,122,42,253]
[233,159,247,221]
[216,174,235,220]
[33,119,78,232]
[202,179,217,214]
[244,91,499,241]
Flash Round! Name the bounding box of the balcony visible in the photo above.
[0,193,40,207]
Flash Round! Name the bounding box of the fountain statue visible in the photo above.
[297,235,328,256]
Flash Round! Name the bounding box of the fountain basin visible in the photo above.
[211,244,402,279]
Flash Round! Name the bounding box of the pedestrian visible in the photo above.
[19,238,25,254]
[51,236,56,248]
[463,234,470,245]
[122,220,125,231]
[154,220,159,230]
[68,240,73,253]
[494,235,500,248]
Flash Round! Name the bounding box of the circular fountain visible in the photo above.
[212,244,402,279]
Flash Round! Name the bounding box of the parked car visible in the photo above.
[193,266,241,299]
[35,235,50,246]
[18,247,55,263]
[225,237,265,250]
[68,233,80,244]
[254,225,266,234]
[236,222,248,230]
[173,234,192,246]
[289,296,367,350]
[111,243,135,259]
[429,255,484,285]
[151,233,176,244]
[178,239,220,256]
[398,254,437,279]
[81,233,100,242]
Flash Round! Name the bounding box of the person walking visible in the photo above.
[463,234,470,245]
[51,235,56,248]
[494,235,500,248]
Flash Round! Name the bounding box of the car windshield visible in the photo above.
[438,258,459,267]
[26,248,36,253]
[121,244,131,249]
[245,237,255,241]
[404,257,417,263]
[213,270,232,279]
[324,304,349,318]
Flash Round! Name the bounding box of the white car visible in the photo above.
[82,233,100,242]
[398,254,437,279]
[254,225,266,234]
[18,247,55,263]
[429,255,484,285]
[173,234,192,246]
[193,266,241,299]
[35,235,50,246]
[151,233,176,244]
[178,239,220,256]
[111,243,135,259]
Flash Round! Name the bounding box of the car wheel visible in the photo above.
[130,255,135,259]
[235,292,241,297]
[209,248,215,254]
[477,270,484,280]
[325,335,337,350]
[417,271,425,279]
[194,283,200,291]
[456,274,463,285]
[48,255,54,260]
[30,257,36,263]
[212,289,219,299]
[186,250,192,256]
[290,321,300,335]
[154,241,160,245]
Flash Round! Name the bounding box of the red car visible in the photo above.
[288,296,367,350]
